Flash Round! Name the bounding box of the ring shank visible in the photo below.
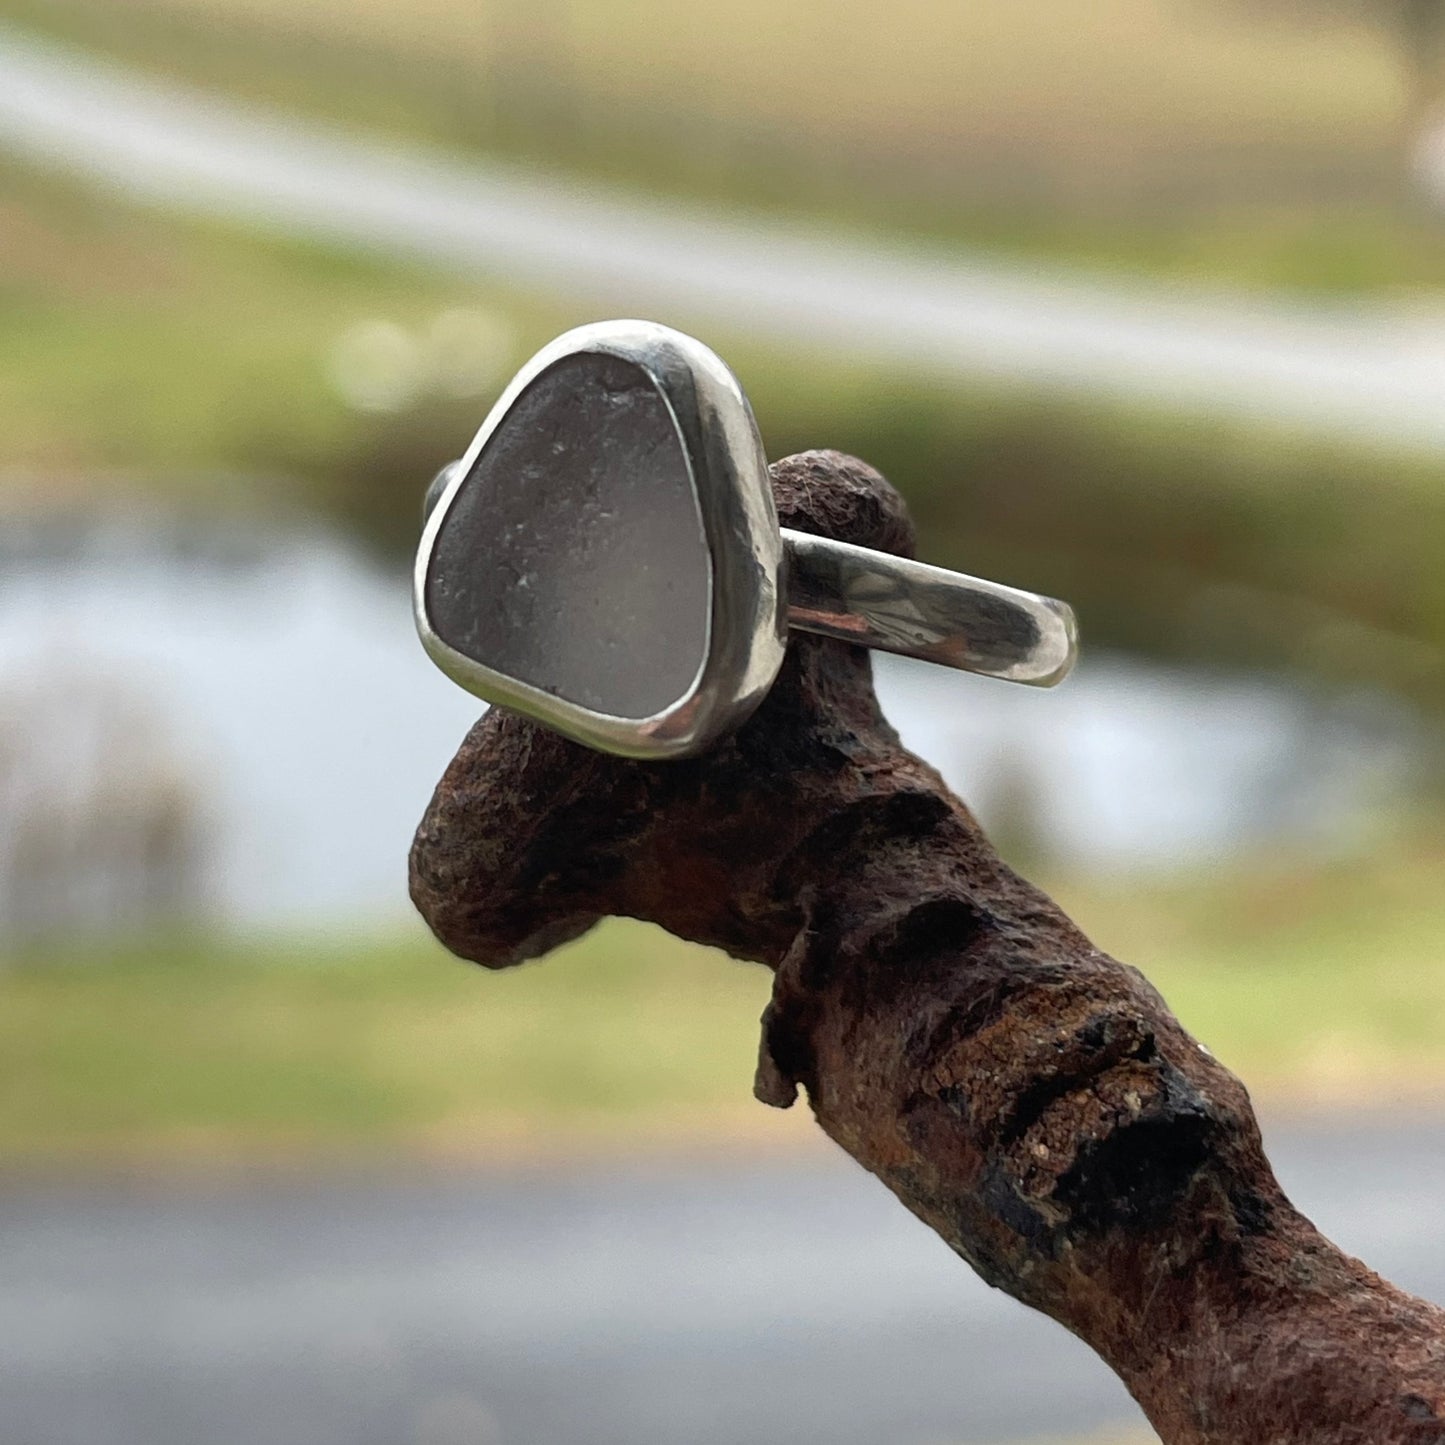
[782,529,1077,686]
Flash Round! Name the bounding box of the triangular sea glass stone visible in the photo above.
[426,351,712,721]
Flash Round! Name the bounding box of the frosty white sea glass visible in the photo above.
[415,320,1078,760]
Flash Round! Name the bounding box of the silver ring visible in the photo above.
[414,319,1078,760]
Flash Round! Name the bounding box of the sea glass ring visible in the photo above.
[414,319,1078,760]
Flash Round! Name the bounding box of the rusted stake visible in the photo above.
[411,451,1445,1445]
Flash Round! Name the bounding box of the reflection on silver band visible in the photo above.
[415,318,1082,761]
[783,530,1077,686]
[423,466,1079,689]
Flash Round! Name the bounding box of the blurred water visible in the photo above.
[0,507,1421,931]
[0,506,476,932]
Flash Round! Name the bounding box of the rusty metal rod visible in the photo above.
[410,449,1445,1445]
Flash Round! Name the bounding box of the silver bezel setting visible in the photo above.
[414,320,787,760]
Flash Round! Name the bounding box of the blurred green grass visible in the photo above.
[0,921,773,1163]
[0,0,1440,1180]
[1058,838,1445,1102]
[7,151,1445,698]
[4,842,1443,1165]
[4,0,1445,294]
[0,157,582,545]
[1,162,408,467]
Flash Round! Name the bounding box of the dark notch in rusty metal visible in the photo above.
[410,449,1445,1445]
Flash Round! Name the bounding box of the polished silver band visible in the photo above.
[784,530,1077,686]
[424,461,1076,687]
[417,320,1081,761]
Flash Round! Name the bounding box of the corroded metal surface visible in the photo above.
[411,450,1445,1445]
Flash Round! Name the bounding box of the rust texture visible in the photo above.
[410,450,1445,1444]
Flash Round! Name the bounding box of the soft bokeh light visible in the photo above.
[2,3,1443,1442]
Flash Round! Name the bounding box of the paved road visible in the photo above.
[4,1116,1444,1445]
[3,25,1445,452]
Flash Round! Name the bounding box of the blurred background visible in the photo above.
[2,2,1445,1442]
